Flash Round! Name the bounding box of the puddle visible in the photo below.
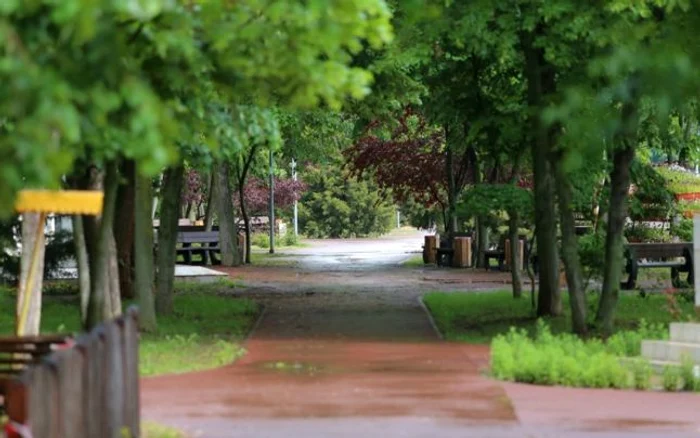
[256,360,339,376]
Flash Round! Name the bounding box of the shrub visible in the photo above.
[490,320,632,389]
[282,231,299,246]
[671,218,693,241]
[605,319,667,357]
[631,359,653,390]
[680,355,700,391]
[299,163,394,238]
[578,230,606,286]
[251,232,271,248]
[662,365,681,392]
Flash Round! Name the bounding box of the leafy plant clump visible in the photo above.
[491,321,633,389]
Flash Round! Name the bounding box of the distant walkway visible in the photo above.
[142,234,700,437]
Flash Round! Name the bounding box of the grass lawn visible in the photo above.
[0,281,260,377]
[249,251,301,267]
[401,254,425,267]
[423,289,697,344]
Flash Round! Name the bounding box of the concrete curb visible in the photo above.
[243,304,267,345]
[417,296,444,341]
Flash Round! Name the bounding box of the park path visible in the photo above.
[142,231,700,437]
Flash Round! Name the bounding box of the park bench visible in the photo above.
[0,334,72,414]
[622,242,693,290]
[176,231,220,265]
[484,247,505,271]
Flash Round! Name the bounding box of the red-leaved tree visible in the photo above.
[234,177,307,216]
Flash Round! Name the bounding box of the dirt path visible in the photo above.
[142,233,700,437]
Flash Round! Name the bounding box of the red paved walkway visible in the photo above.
[142,239,700,437]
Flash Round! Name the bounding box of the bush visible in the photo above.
[299,163,394,238]
[680,355,700,391]
[671,218,693,241]
[251,232,271,248]
[662,365,681,391]
[631,359,653,390]
[282,231,299,246]
[490,320,632,389]
[578,230,606,286]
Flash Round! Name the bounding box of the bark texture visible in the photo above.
[135,170,157,331]
[156,164,185,315]
[16,213,46,335]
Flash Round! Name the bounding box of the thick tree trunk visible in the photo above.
[508,211,523,299]
[596,145,636,335]
[134,170,157,331]
[554,162,587,335]
[522,30,562,317]
[72,215,91,325]
[156,164,185,315]
[216,163,240,266]
[16,213,46,335]
[114,160,136,300]
[477,218,488,268]
[85,161,120,330]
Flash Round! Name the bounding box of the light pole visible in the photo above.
[292,158,298,237]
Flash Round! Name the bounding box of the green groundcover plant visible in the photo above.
[491,320,700,391]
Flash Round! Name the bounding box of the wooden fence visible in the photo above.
[5,307,140,438]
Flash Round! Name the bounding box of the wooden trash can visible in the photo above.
[424,235,437,264]
[453,237,471,268]
[504,238,525,271]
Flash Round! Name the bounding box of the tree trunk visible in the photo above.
[508,211,523,299]
[72,215,91,325]
[522,30,562,317]
[156,164,185,315]
[114,160,136,300]
[216,163,240,266]
[554,162,587,335]
[204,170,217,231]
[16,213,46,335]
[446,128,458,237]
[85,160,120,330]
[596,145,636,335]
[239,182,252,264]
[477,218,488,268]
[106,232,122,319]
[134,169,157,331]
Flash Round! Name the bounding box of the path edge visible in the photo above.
[244,303,267,344]
[417,296,444,340]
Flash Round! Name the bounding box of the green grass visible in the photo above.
[423,289,696,344]
[0,282,260,377]
[141,422,187,438]
[249,251,300,267]
[401,254,425,267]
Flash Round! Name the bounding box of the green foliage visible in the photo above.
[662,365,681,392]
[251,232,272,249]
[422,290,686,345]
[631,359,653,390]
[656,166,700,194]
[624,224,674,243]
[680,355,700,391]
[282,231,300,247]
[491,321,632,389]
[141,422,187,438]
[671,218,693,241]
[458,184,533,221]
[577,229,606,286]
[299,163,394,238]
[0,284,260,376]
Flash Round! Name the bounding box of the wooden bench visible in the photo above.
[484,248,505,271]
[434,232,472,267]
[176,231,220,265]
[0,334,72,414]
[622,242,693,290]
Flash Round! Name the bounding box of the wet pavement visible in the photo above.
[142,231,700,437]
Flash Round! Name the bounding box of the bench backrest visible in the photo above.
[626,243,691,259]
[0,335,71,377]
[177,231,219,244]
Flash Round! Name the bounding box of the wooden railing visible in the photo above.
[5,307,140,438]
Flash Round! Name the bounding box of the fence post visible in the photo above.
[122,307,141,437]
[55,343,88,437]
[104,319,125,438]
[28,362,59,438]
